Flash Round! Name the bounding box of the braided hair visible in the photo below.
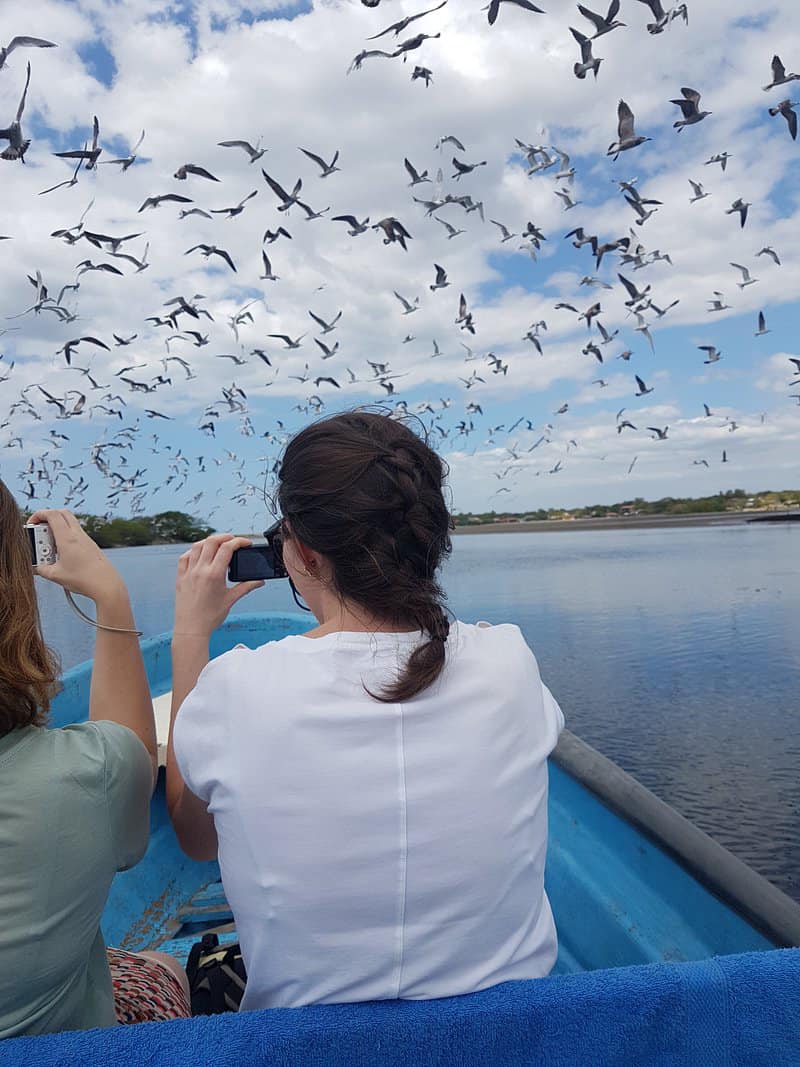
[277,409,454,702]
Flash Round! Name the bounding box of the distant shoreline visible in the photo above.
[452,511,800,535]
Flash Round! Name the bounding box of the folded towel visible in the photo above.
[2,949,798,1067]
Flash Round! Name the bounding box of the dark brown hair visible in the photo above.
[277,410,454,702]
[0,480,60,735]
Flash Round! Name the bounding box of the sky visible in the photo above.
[0,0,798,529]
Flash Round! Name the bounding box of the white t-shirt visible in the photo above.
[174,620,565,1011]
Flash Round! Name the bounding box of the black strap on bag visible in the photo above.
[185,932,248,1015]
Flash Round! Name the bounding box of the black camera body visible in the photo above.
[228,544,288,583]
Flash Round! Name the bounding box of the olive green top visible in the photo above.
[0,721,152,1040]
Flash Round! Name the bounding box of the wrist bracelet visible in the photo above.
[64,590,143,637]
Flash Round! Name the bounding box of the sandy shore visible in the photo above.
[452,511,800,534]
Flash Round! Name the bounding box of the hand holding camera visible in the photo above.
[26,510,127,605]
[174,533,266,641]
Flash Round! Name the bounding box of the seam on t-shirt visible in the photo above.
[394,701,409,999]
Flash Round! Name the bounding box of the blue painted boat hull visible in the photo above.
[48,612,791,970]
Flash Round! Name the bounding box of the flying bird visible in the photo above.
[185,244,237,272]
[0,62,32,162]
[768,99,798,140]
[577,2,625,38]
[688,179,709,202]
[218,139,266,162]
[430,263,450,290]
[139,193,193,212]
[485,0,544,26]
[762,55,800,92]
[100,130,145,171]
[698,345,722,363]
[53,115,102,169]
[756,246,780,265]
[570,28,602,80]
[754,311,770,336]
[173,163,220,181]
[671,87,711,129]
[367,2,448,39]
[730,262,757,288]
[634,374,653,396]
[725,198,750,228]
[608,100,651,159]
[299,147,341,177]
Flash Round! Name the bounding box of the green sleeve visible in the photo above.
[92,721,153,872]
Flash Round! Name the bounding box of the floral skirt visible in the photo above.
[107,946,191,1024]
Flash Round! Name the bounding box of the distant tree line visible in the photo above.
[453,489,800,525]
[76,511,214,548]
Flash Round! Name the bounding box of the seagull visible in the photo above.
[185,244,237,272]
[54,115,102,169]
[331,214,370,235]
[705,152,732,171]
[394,291,419,314]
[259,249,279,280]
[451,156,487,180]
[430,264,450,291]
[435,134,466,152]
[647,426,669,439]
[308,309,342,333]
[367,1,447,39]
[555,188,580,210]
[756,246,780,265]
[607,100,651,159]
[437,218,466,239]
[113,333,138,346]
[485,0,544,26]
[618,272,650,306]
[635,0,676,35]
[261,170,306,212]
[392,32,441,60]
[267,333,306,349]
[725,198,750,228]
[633,311,655,352]
[698,345,722,363]
[315,339,339,359]
[634,374,653,395]
[347,48,395,73]
[577,2,625,38]
[109,242,150,272]
[762,55,800,92]
[39,154,83,195]
[707,292,731,312]
[671,87,711,129]
[754,311,770,336]
[730,262,757,288]
[570,28,602,79]
[490,219,517,242]
[688,179,709,202]
[179,207,212,219]
[372,217,413,249]
[210,189,258,218]
[768,99,798,141]
[404,158,430,185]
[411,65,433,86]
[0,34,56,70]
[0,61,32,161]
[218,139,266,162]
[139,193,193,212]
[57,336,110,367]
[299,147,341,177]
[100,130,145,171]
[173,163,220,181]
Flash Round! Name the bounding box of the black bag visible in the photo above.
[185,932,248,1015]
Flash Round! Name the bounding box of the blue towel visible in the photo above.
[2,949,798,1066]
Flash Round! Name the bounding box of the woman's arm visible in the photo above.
[30,509,157,783]
[167,533,263,861]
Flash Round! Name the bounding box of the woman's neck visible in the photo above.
[303,598,417,638]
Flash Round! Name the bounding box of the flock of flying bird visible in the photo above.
[0,4,798,521]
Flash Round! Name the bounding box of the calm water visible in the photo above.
[37,523,800,903]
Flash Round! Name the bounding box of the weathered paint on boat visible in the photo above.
[49,612,800,971]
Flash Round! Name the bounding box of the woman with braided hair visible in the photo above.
[169,409,565,1011]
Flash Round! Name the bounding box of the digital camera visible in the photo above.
[25,523,58,566]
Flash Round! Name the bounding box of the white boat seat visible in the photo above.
[152,691,173,767]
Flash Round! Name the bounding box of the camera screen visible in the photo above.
[230,545,279,581]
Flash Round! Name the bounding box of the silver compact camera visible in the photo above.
[24,523,58,566]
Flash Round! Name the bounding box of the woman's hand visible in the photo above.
[174,533,264,640]
[29,509,127,605]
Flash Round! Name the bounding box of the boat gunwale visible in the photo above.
[552,729,800,948]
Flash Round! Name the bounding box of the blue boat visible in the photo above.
[4,612,799,1066]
